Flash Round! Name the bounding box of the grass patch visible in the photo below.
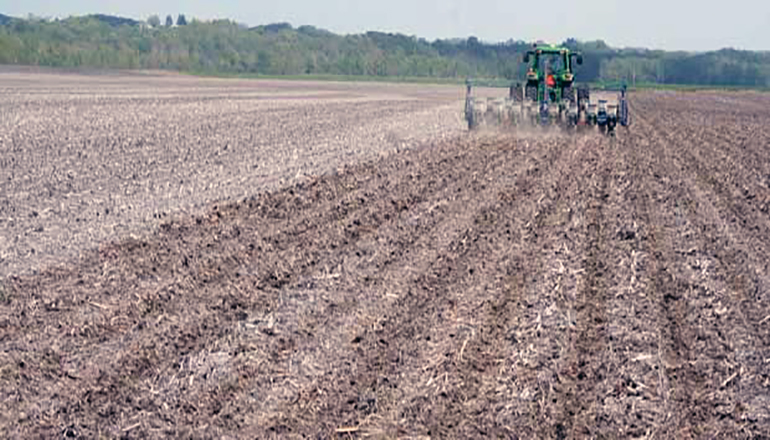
[590,80,770,93]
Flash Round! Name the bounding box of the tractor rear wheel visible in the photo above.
[563,86,575,104]
[525,84,538,102]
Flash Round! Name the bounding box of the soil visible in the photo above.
[0,69,465,276]
[1,74,769,438]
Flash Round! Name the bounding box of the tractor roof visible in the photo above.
[529,44,571,54]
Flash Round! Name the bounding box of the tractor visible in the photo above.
[464,42,629,134]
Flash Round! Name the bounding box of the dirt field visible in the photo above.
[0,68,465,276]
[1,72,770,438]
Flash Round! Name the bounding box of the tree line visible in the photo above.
[0,13,767,87]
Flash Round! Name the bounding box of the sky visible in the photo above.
[2,0,769,52]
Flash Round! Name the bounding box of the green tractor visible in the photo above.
[522,43,584,126]
[465,42,629,134]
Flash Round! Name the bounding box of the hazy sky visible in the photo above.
[2,0,769,51]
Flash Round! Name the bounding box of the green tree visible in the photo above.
[0,14,767,87]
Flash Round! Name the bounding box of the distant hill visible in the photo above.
[87,14,140,27]
[0,14,767,88]
[0,13,13,25]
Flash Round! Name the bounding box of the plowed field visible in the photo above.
[1,71,770,438]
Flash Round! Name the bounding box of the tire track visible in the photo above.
[629,109,709,437]
[466,133,605,439]
[595,123,673,436]
[543,137,613,439]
